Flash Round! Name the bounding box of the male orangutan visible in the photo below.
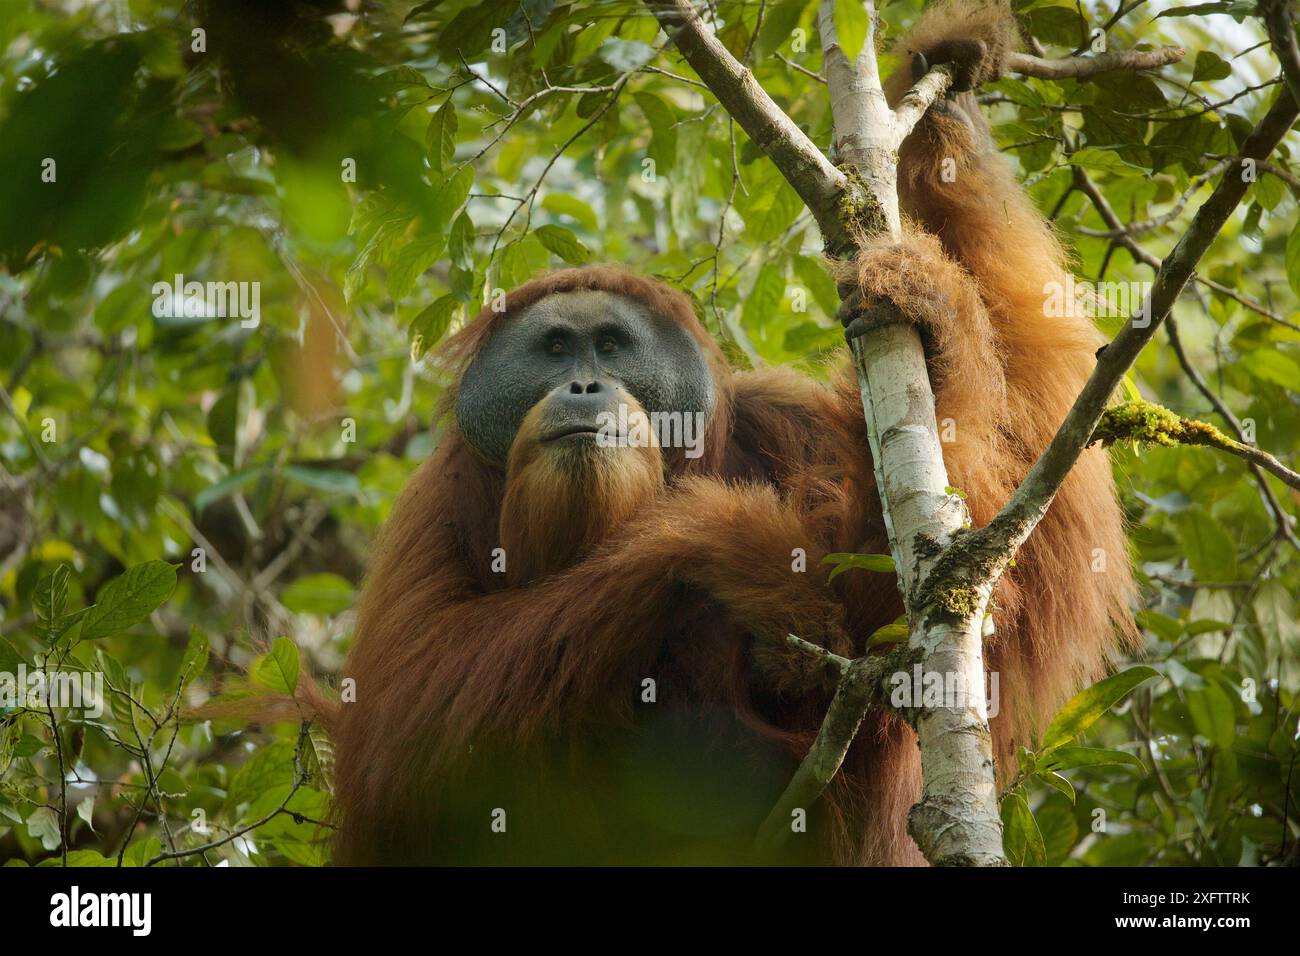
[329,2,1135,865]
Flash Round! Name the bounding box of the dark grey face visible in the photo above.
[456,290,716,465]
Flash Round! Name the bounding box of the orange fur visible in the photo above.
[330,0,1136,865]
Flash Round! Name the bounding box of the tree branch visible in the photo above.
[646,0,1206,868]
[754,643,911,851]
[647,0,851,250]
[1072,166,1300,549]
[1093,400,1300,492]
[932,84,1300,603]
[1004,46,1184,81]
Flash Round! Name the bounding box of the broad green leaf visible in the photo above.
[432,165,474,230]
[1187,682,1236,747]
[33,564,70,633]
[410,295,461,359]
[284,466,361,496]
[1067,148,1143,174]
[541,194,598,233]
[387,233,447,300]
[1174,511,1237,583]
[425,98,457,173]
[79,561,178,641]
[534,224,592,264]
[63,849,113,866]
[1192,51,1232,82]
[250,637,300,696]
[1037,770,1076,803]
[1240,348,1300,388]
[823,552,896,581]
[1001,790,1045,867]
[598,38,657,71]
[121,837,161,867]
[1286,227,1300,298]
[634,91,678,176]
[741,264,785,332]
[195,466,267,513]
[448,211,476,270]
[1040,746,1146,773]
[1039,666,1159,753]
[282,573,356,616]
[0,637,20,675]
[27,807,60,852]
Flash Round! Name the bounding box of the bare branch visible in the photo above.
[755,647,908,850]
[1005,46,1184,81]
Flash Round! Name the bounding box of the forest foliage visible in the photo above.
[0,0,1298,866]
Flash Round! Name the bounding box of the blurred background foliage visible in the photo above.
[0,0,1297,867]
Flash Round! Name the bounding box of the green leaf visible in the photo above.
[833,0,867,60]
[228,740,296,809]
[1040,746,1146,773]
[534,224,592,264]
[180,625,209,689]
[1067,148,1143,174]
[1039,666,1159,753]
[1001,790,1045,866]
[1192,51,1232,82]
[425,98,458,173]
[120,837,161,867]
[1174,511,1237,582]
[823,552,896,581]
[634,91,678,176]
[27,807,61,852]
[1240,348,1300,388]
[1156,1,1253,20]
[0,637,20,675]
[63,849,113,866]
[741,264,785,332]
[13,734,46,757]
[432,166,474,230]
[1286,227,1300,298]
[1037,769,1076,803]
[304,724,336,792]
[410,295,461,359]
[33,564,72,641]
[448,211,476,270]
[1187,682,1236,747]
[375,66,431,92]
[284,466,361,497]
[737,169,801,241]
[387,233,447,300]
[250,637,300,696]
[541,194,598,233]
[598,38,657,71]
[282,573,356,616]
[79,561,178,641]
[195,466,267,513]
